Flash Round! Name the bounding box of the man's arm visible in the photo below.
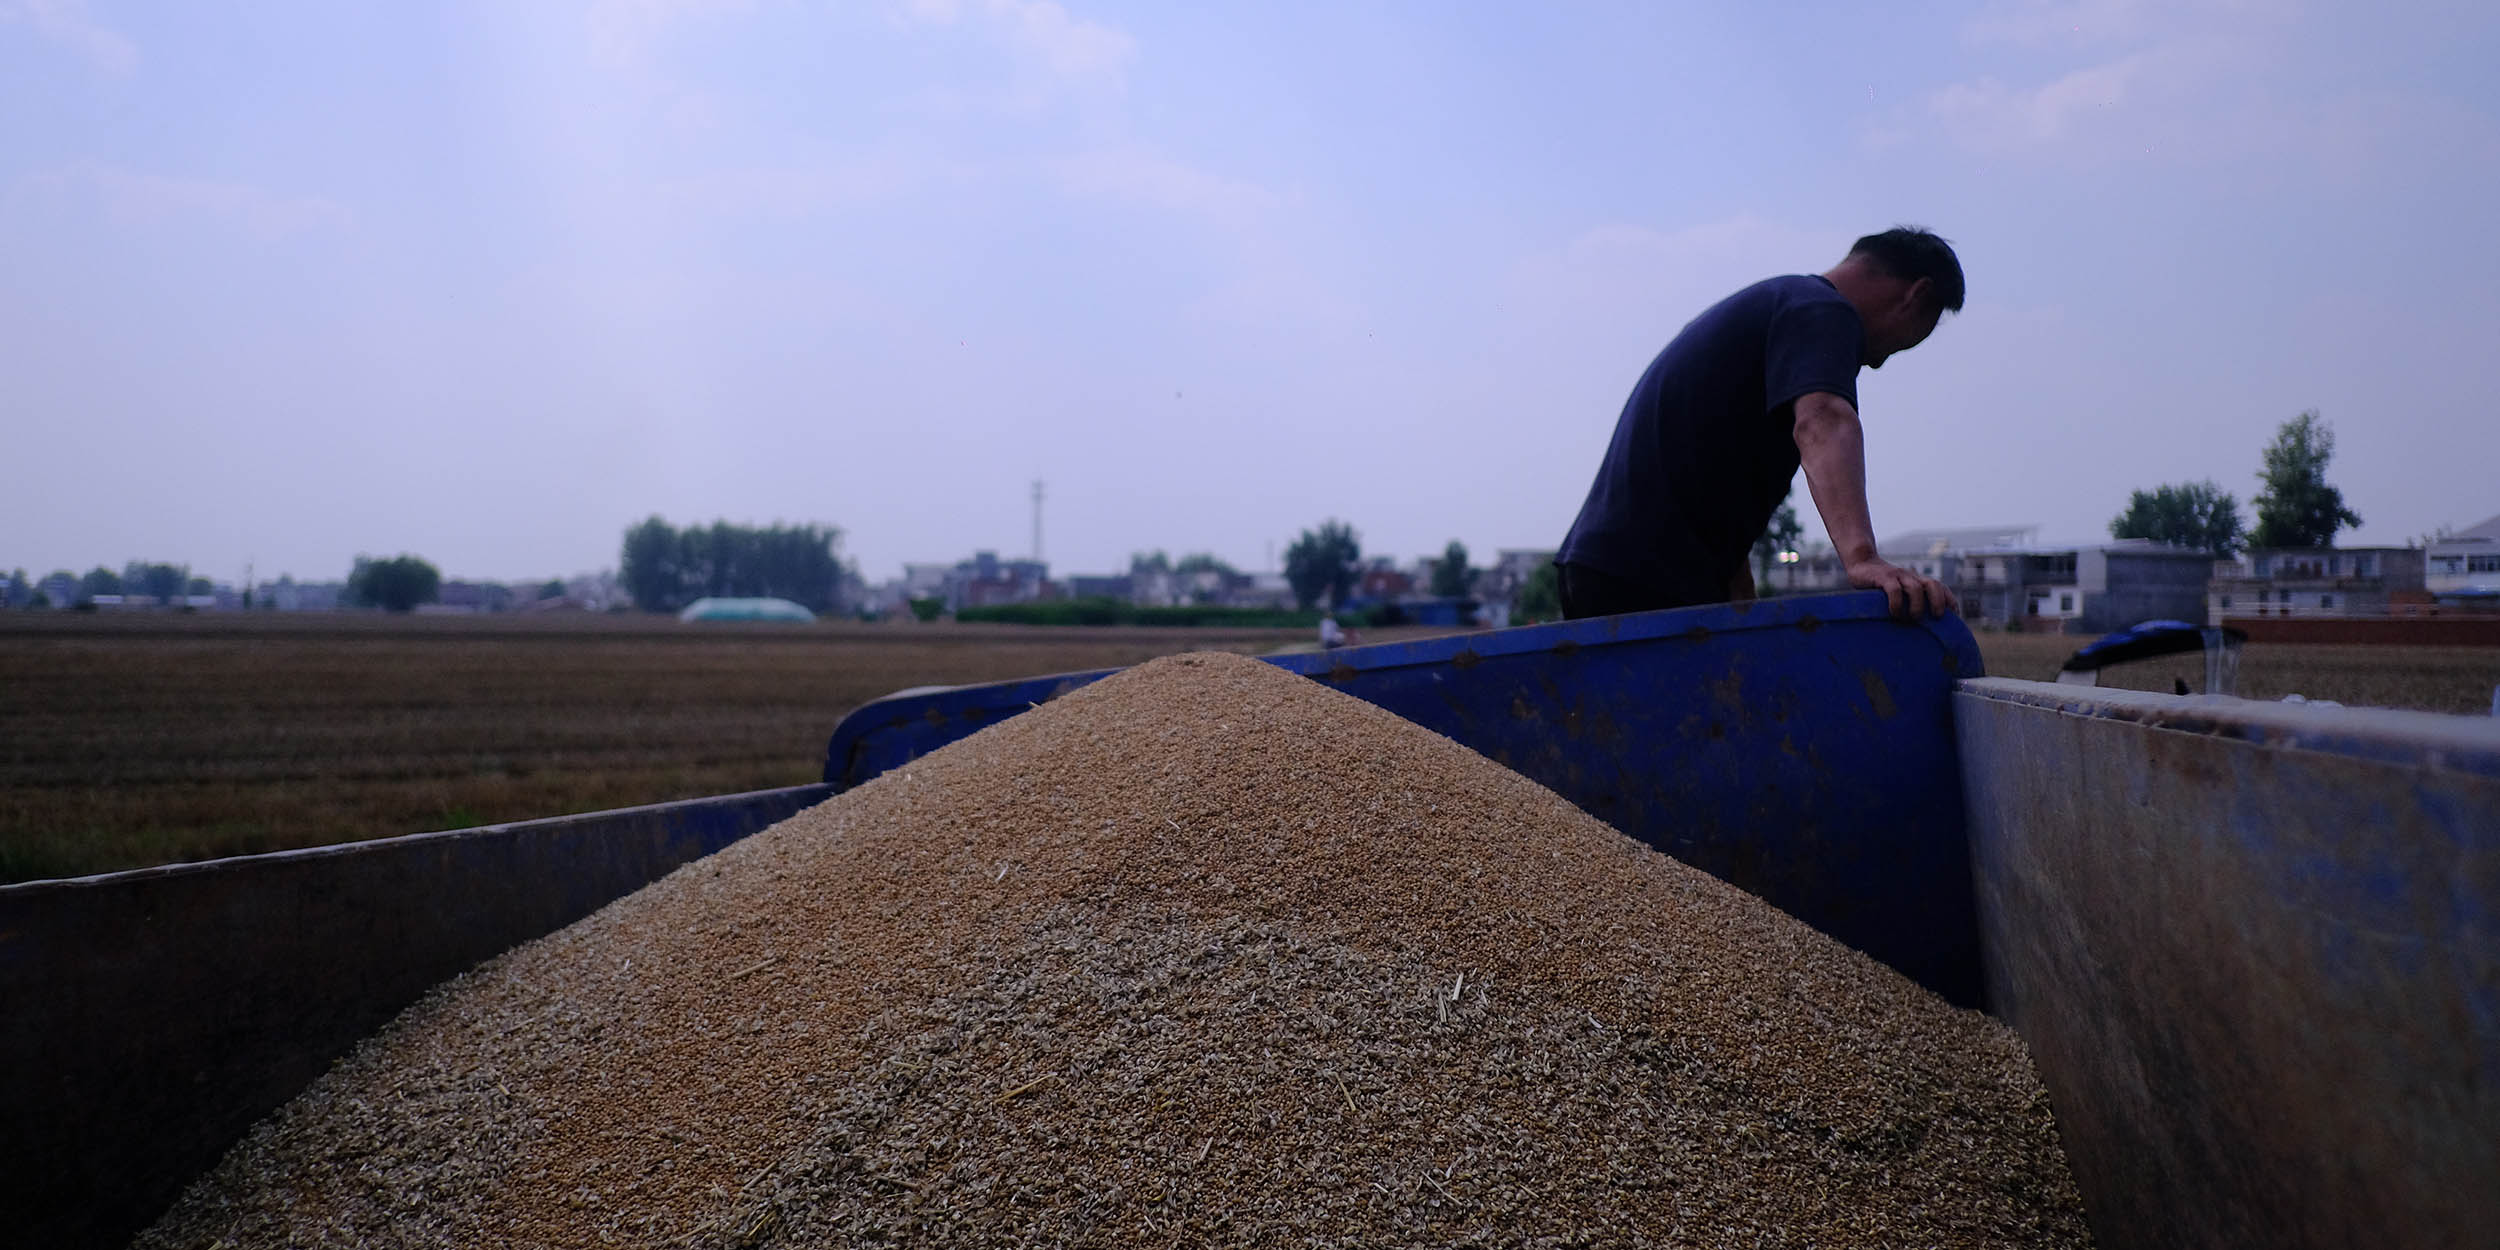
[1728,563,1756,602]
[1792,392,1956,618]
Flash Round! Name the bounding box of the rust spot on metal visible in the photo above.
[1683,625,1712,642]
[1552,638,1581,657]
[1452,648,1482,669]
[922,706,946,727]
[1858,669,1899,719]
[1327,663,1356,683]
[1796,613,1821,633]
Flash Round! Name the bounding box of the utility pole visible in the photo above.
[1031,479,1045,565]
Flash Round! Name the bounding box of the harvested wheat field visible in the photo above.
[139,651,2091,1249]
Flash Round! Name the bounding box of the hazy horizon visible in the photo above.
[8,1,2495,585]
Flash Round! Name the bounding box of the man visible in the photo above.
[1555,227,1963,620]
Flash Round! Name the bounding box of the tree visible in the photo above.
[1282,519,1361,611]
[124,562,188,602]
[1172,552,1239,604]
[1751,490,1804,581]
[2109,479,2247,557]
[347,555,442,612]
[619,516,852,612]
[79,566,121,600]
[1516,562,1562,621]
[1431,540,1472,598]
[621,516,679,611]
[538,579,567,600]
[2251,410,2361,549]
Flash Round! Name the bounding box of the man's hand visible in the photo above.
[1845,556,1958,619]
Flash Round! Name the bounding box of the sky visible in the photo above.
[5,0,2496,584]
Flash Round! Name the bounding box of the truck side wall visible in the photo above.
[1955,680,2498,1250]
[0,783,835,1250]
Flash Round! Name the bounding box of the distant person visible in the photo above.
[1555,227,1964,621]
[1318,616,1358,650]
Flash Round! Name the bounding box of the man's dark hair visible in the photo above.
[1850,226,1964,313]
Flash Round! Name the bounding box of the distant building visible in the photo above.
[35,572,77,607]
[1475,549,1556,614]
[678,597,815,623]
[2208,547,2427,620]
[1224,573,1296,611]
[1067,574,1134,601]
[2426,513,2500,605]
[436,581,516,613]
[1954,540,2212,633]
[1763,524,2038,597]
[1354,558,1415,602]
[259,578,344,612]
[947,551,1050,610]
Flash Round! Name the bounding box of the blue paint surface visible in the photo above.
[824,591,1988,1002]
[1956,678,2500,1249]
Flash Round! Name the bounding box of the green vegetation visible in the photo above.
[1431,540,1472,598]
[1284,519,1361,610]
[2111,479,2247,556]
[620,516,854,612]
[1752,489,1804,581]
[346,554,443,613]
[1517,562,1562,621]
[2251,410,2362,549]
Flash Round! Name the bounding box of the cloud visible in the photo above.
[1923,49,2158,153]
[585,0,753,66]
[1963,0,2153,46]
[654,151,979,221]
[899,0,1135,83]
[0,0,137,74]
[1962,0,2287,47]
[21,163,349,240]
[1868,0,2322,161]
[1052,148,1280,230]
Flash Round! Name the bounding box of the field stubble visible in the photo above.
[3,613,2493,883]
[0,614,1314,883]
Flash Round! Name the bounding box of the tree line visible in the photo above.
[2111,410,2364,557]
[620,517,854,613]
[1279,523,1483,611]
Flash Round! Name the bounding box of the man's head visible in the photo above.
[1826,226,1964,369]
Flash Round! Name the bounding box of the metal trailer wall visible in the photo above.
[0,783,835,1250]
[1955,680,2499,1250]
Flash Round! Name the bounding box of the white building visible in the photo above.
[2209,547,2426,619]
[2426,513,2500,598]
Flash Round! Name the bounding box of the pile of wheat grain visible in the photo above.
[140,651,2090,1249]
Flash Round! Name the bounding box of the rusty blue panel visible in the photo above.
[0,782,835,1250]
[824,591,1986,1003]
[1956,680,2500,1250]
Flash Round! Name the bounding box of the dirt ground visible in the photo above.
[3,612,2491,883]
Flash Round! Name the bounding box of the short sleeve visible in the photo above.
[1763,297,1862,414]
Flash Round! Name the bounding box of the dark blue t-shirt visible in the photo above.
[1557,274,1862,592]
